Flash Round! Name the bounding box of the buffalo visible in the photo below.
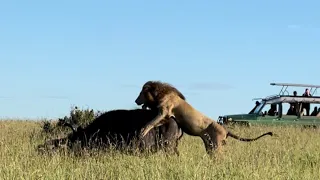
[38,108,183,155]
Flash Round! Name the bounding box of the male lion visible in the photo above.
[135,81,273,155]
[139,84,186,155]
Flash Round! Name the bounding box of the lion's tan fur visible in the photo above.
[135,81,273,154]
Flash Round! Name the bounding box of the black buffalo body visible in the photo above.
[39,108,183,155]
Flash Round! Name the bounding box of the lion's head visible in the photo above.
[135,81,186,108]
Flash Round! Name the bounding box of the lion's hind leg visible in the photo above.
[200,132,215,155]
[199,122,226,155]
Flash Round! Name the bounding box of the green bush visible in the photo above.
[40,106,105,136]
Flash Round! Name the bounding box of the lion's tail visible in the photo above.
[227,131,273,142]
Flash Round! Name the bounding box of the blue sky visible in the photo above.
[0,0,319,120]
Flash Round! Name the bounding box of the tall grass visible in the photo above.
[1,120,320,180]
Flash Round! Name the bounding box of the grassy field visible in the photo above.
[1,120,320,180]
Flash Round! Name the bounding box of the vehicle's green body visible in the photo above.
[218,83,320,127]
[220,113,320,126]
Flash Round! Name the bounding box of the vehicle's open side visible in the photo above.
[218,83,320,127]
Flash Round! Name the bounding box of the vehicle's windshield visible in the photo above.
[253,102,265,114]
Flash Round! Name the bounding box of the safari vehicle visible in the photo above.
[217,83,320,127]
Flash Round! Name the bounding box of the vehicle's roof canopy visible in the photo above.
[258,82,320,104]
[263,95,320,104]
[270,82,320,96]
[270,83,320,88]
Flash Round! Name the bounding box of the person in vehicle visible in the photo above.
[249,101,260,114]
[287,104,297,115]
[311,106,318,116]
[267,104,277,116]
[289,91,300,115]
[302,88,312,116]
[290,91,297,105]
